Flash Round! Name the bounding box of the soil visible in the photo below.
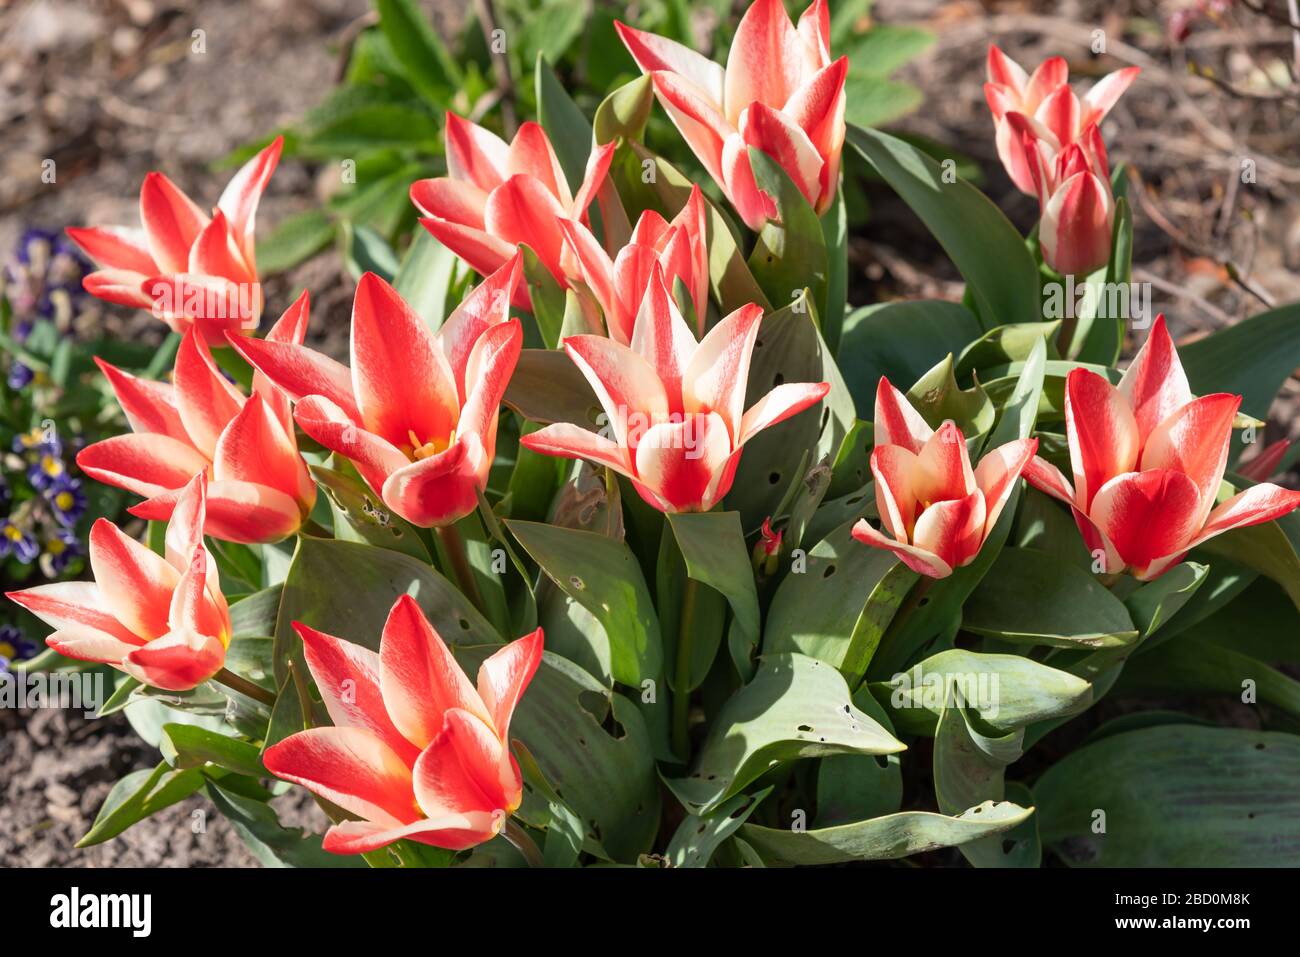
[2,0,1297,866]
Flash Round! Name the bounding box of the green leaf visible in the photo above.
[906,353,995,442]
[666,512,761,655]
[667,653,904,815]
[375,0,461,106]
[986,335,1048,448]
[815,687,904,826]
[504,520,664,690]
[1123,561,1209,640]
[666,788,771,868]
[206,781,363,867]
[341,222,400,282]
[1180,301,1300,420]
[764,518,915,685]
[311,462,432,561]
[77,763,206,847]
[535,55,593,194]
[843,75,924,128]
[593,74,655,144]
[520,245,567,348]
[392,228,458,333]
[274,537,498,687]
[256,209,335,275]
[844,25,935,77]
[964,547,1139,649]
[871,648,1093,735]
[846,125,1039,329]
[1035,724,1300,866]
[740,801,1033,865]
[821,187,848,352]
[747,148,828,319]
[161,724,265,778]
[956,321,1060,378]
[839,301,982,416]
[1195,506,1300,612]
[504,348,602,426]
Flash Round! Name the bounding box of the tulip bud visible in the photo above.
[752,517,783,576]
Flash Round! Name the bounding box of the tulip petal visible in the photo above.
[216,135,282,268]
[166,545,228,647]
[563,335,670,447]
[226,332,361,424]
[444,112,511,193]
[1040,171,1113,276]
[652,71,732,189]
[5,581,142,645]
[417,217,518,283]
[1081,66,1140,128]
[720,132,778,230]
[83,269,157,311]
[1033,85,1081,147]
[1021,454,1077,506]
[118,628,226,692]
[378,595,491,752]
[986,45,1029,92]
[1024,55,1069,108]
[609,243,661,345]
[851,519,954,579]
[476,628,544,742]
[66,226,157,274]
[781,55,848,159]
[45,625,143,666]
[484,175,569,284]
[614,20,725,103]
[162,471,207,574]
[88,518,181,642]
[174,329,246,460]
[911,490,988,570]
[380,438,480,529]
[559,219,618,335]
[212,392,314,509]
[1089,469,1202,571]
[1192,483,1300,548]
[352,272,459,450]
[507,122,570,206]
[683,302,764,441]
[294,620,420,766]
[410,177,488,228]
[724,0,806,125]
[139,171,207,275]
[1064,367,1140,509]
[1140,392,1239,529]
[76,433,210,499]
[739,101,824,207]
[737,381,830,446]
[874,377,933,453]
[188,210,254,285]
[455,320,523,453]
[436,252,521,403]
[974,438,1039,537]
[320,814,496,854]
[870,444,919,542]
[92,357,187,442]
[294,395,408,497]
[263,726,419,828]
[570,141,617,223]
[413,708,513,819]
[633,412,734,512]
[131,479,303,546]
[912,421,976,506]
[517,423,635,478]
[1116,314,1194,443]
[631,267,697,404]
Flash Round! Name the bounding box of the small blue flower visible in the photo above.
[0,623,39,673]
[39,527,81,576]
[7,361,34,390]
[47,477,87,527]
[28,451,68,491]
[0,519,38,563]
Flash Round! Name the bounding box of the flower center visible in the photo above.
[408,429,454,461]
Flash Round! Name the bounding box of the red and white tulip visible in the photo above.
[520,268,828,513]
[67,137,283,346]
[616,0,847,230]
[985,45,1138,195]
[7,473,231,691]
[77,299,317,544]
[1023,315,1300,580]
[264,595,543,854]
[230,254,523,528]
[851,378,1039,579]
[410,114,614,302]
[560,184,709,343]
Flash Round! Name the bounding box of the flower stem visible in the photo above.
[671,575,700,761]
[437,524,487,617]
[213,668,276,707]
[502,819,545,868]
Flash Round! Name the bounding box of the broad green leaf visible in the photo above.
[1123,561,1209,640]
[1183,577,1300,663]
[871,648,1093,734]
[1195,506,1300,612]
[846,125,1039,329]
[504,348,602,426]
[77,763,206,847]
[844,25,935,77]
[747,148,828,320]
[341,222,400,282]
[666,788,771,868]
[1035,724,1300,866]
[593,74,654,144]
[256,209,334,275]
[956,321,1060,377]
[986,335,1048,449]
[520,245,567,348]
[667,653,904,815]
[843,75,924,128]
[764,518,915,685]
[1179,301,1300,419]
[821,187,848,351]
[906,353,994,442]
[536,55,593,194]
[839,300,981,416]
[311,462,431,560]
[815,687,903,826]
[375,0,461,106]
[206,781,363,867]
[392,228,457,333]
[964,547,1139,649]
[161,724,265,778]
[740,800,1033,865]
[667,512,761,655]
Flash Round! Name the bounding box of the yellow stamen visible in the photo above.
[407,428,454,461]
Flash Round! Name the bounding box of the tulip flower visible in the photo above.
[1015,117,1115,276]
[520,267,829,513]
[851,378,1039,579]
[66,137,283,346]
[1023,315,1300,580]
[76,298,317,544]
[1238,439,1291,482]
[229,254,523,528]
[616,0,847,230]
[410,114,615,301]
[985,45,1138,195]
[560,184,709,343]
[263,595,543,853]
[7,473,231,691]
